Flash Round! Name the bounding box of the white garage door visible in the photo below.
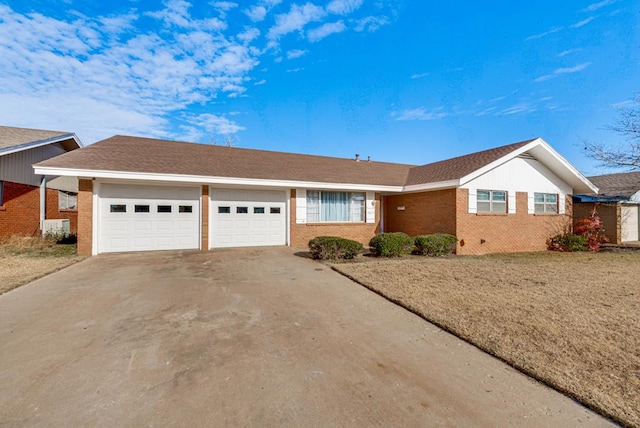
[621,205,640,242]
[98,183,200,253]
[210,188,287,248]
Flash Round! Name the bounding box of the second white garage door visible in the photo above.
[210,188,287,248]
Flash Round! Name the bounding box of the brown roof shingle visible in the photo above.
[588,172,640,198]
[0,125,71,151]
[404,139,535,185]
[36,135,541,188]
[37,135,414,187]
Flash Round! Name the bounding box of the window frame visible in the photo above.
[58,190,78,211]
[476,189,508,214]
[534,192,559,214]
[306,190,366,223]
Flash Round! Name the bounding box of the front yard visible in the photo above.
[0,236,85,295]
[331,252,639,427]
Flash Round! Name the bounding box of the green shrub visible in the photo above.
[414,234,457,256]
[308,236,363,260]
[547,233,587,252]
[369,232,414,257]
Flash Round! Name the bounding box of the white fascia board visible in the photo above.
[1,133,82,156]
[527,139,599,194]
[32,166,404,193]
[401,179,460,193]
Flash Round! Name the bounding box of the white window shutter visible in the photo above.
[296,189,307,224]
[559,194,566,214]
[508,192,516,214]
[527,192,535,214]
[366,192,375,223]
[468,190,477,214]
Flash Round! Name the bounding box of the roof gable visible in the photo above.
[0,125,82,155]
[405,140,534,186]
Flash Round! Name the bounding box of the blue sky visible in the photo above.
[0,0,638,174]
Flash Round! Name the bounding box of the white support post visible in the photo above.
[39,176,46,234]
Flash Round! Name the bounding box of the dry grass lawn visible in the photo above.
[332,252,639,427]
[0,236,85,295]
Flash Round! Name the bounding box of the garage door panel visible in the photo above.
[98,184,200,254]
[211,188,286,248]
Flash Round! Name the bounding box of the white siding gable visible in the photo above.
[462,156,572,214]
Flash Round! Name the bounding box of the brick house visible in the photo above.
[0,126,82,238]
[573,171,640,244]
[34,135,597,255]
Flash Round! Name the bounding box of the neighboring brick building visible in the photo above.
[0,126,82,238]
[35,135,597,255]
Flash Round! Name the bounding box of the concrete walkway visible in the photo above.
[0,248,613,427]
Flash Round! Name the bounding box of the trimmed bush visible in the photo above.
[308,236,363,260]
[547,233,587,252]
[414,234,457,256]
[369,232,413,257]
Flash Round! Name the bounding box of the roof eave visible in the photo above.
[32,166,405,193]
[0,133,83,156]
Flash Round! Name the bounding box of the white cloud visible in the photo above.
[267,2,326,40]
[307,21,346,42]
[286,67,304,73]
[525,26,562,41]
[410,72,429,79]
[571,17,595,28]
[354,15,389,32]
[496,103,534,115]
[286,49,307,59]
[557,48,581,57]
[582,0,616,12]
[185,112,246,136]
[0,3,260,142]
[254,79,267,85]
[213,1,238,11]
[394,107,448,121]
[245,5,267,21]
[534,62,592,82]
[326,0,363,15]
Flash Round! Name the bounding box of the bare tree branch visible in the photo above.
[584,93,640,170]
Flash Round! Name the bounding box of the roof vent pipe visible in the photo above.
[355,154,360,161]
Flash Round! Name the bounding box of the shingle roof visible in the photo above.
[404,139,535,186]
[36,135,544,188]
[0,125,72,151]
[588,171,640,198]
[36,135,414,187]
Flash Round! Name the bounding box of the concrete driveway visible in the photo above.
[0,248,612,427]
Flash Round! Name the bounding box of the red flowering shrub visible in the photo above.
[574,208,609,252]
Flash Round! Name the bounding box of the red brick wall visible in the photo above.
[573,202,619,244]
[77,179,93,256]
[289,189,381,247]
[201,185,209,250]
[383,189,457,236]
[0,181,78,237]
[456,189,572,255]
